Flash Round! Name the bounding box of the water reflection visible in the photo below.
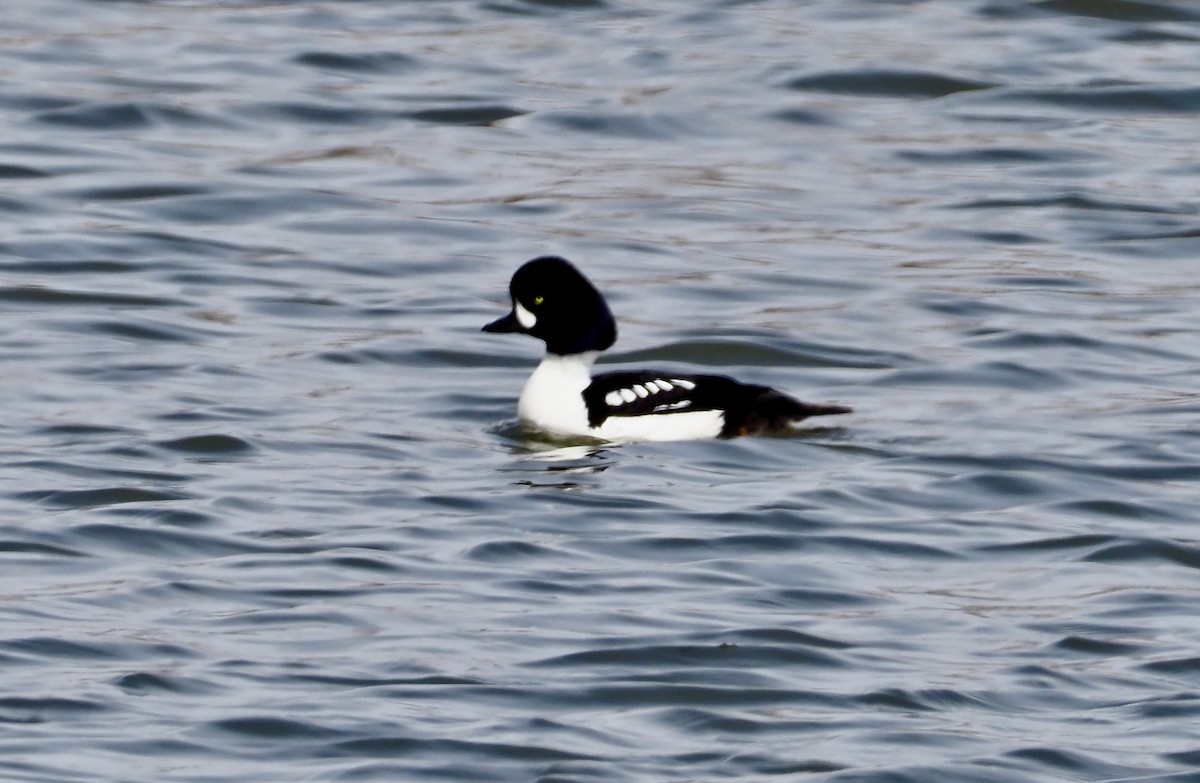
[495,424,614,482]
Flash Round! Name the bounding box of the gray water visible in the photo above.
[3,1,1200,781]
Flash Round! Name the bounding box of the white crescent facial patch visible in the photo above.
[514,300,537,329]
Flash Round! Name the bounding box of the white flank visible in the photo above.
[594,409,723,442]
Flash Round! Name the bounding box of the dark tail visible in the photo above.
[723,387,851,437]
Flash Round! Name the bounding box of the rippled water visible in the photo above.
[3,1,1200,781]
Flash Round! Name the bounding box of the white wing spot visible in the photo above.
[602,379,696,411]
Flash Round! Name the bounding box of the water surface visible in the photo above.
[2,1,1200,781]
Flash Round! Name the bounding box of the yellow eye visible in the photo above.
[533,295,544,306]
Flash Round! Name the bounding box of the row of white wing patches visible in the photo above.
[604,378,697,413]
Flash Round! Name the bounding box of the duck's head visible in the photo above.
[483,256,617,355]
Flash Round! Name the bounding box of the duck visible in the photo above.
[483,255,850,442]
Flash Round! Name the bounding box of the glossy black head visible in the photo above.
[483,256,617,355]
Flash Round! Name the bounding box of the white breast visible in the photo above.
[518,353,596,436]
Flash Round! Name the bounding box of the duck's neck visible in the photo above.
[549,350,599,370]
